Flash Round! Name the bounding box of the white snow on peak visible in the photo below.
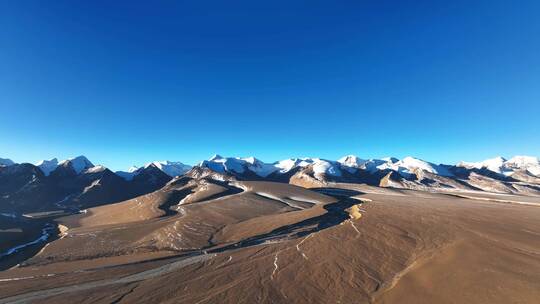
[338,155,366,167]
[145,161,192,177]
[381,157,399,163]
[6,153,539,182]
[312,159,342,177]
[199,156,279,177]
[199,156,245,174]
[241,156,256,164]
[209,154,223,161]
[396,156,452,176]
[398,157,433,171]
[268,157,340,178]
[200,156,345,178]
[359,157,452,177]
[505,156,540,176]
[362,158,397,172]
[337,155,366,173]
[457,156,510,175]
[274,158,313,173]
[241,157,279,177]
[35,158,59,176]
[273,159,297,173]
[0,157,15,167]
[483,156,507,172]
[58,156,94,174]
[456,155,540,177]
[506,155,539,166]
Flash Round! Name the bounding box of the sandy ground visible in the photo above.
[0,183,539,304]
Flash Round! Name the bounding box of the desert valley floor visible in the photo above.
[1,179,539,304]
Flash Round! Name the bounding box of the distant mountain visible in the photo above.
[35,158,59,176]
[458,156,510,175]
[193,154,540,192]
[149,161,191,177]
[338,155,366,173]
[506,156,540,175]
[458,156,540,177]
[57,155,94,175]
[0,157,15,167]
[0,156,172,214]
[115,166,140,181]
[199,155,345,180]
[1,153,539,214]
[116,161,191,180]
[199,155,274,177]
[0,163,49,213]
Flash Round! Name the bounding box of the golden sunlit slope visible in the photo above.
[1,185,539,304]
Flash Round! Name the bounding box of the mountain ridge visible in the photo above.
[4,154,540,179]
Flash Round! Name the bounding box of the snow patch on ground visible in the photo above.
[85,165,106,174]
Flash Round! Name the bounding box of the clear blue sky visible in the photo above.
[1,1,539,170]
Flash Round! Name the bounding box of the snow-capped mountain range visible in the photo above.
[5,156,191,180]
[1,153,540,214]
[1,154,539,181]
[200,154,539,178]
[458,156,540,177]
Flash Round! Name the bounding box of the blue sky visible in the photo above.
[1,1,539,170]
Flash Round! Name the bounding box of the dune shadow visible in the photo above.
[310,187,365,198]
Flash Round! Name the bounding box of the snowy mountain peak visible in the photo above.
[338,155,366,168]
[0,157,15,167]
[455,155,540,177]
[312,159,342,177]
[457,156,509,175]
[145,161,192,177]
[396,156,451,176]
[209,154,224,161]
[274,158,307,173]
[398,156,433,171]
[59,156,94,174]
[482,156,507,169]
[506,155,539,166]
[35,158,59,176]
[200,156,246,174]
[483,156,507,166]
[241,156,258,165]
[505,155,540,176]
[198,156,281,177]
[381,157,399,163]
[244,158,278,177]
